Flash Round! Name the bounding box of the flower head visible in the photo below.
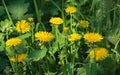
[89,48,109,61]
[68,33,81,42]
[6,38,21,47]
[16,20,30,33]
[63,27,69,32]
[28,17,34,22]
[84,32,103,43]
[35,31,54,42]
[80,20,89,28]
[9,54,27,62]
[49,17,63,25]
[65,6,76,14]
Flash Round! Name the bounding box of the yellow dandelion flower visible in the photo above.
[35,31,54,42]
[17,54,27,62]
[16,20,30,33]
[89,48,109,61]
[68,33,81,41]
[80,20,89,28]
[63,27,69,32]
[28,17,34,22]
[6,38,21,47]
[65,6,76,14]
[49,17,63,25]
[9,54,27,62]
[84,33,103,43]
[9,56,15,62]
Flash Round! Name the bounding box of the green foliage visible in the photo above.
[0,0,120,75]
[27,49,47,61]
[77,67,86,75]
[0,19,12,32]
[0,57,9,75]
[0,6,5,16]
[107,27,120,45]
[8,0,29,20]
[18,33,31,40]
[0,33,5,51]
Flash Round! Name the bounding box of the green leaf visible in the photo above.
[0,33,5,51]
[85,63,91,75]
[45,71,57,75]
[5,47,15,56]
[27,49,47,61]
[8,0,29,19]
[51,44,58,54]
[77,67,86,75]
[18,33,31,39]
[91,63,97,75]
[0,19,12,32]
[107,27,120,45]
[66,63,73,75]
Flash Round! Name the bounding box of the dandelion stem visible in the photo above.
[70,45,74,75]
[33,0,45,30]
[2,0,15,28]
[62,0,65,33]
[70,15,73,32]
[55,26,58,43]
[8,57,16,72]
[31,23,35,44]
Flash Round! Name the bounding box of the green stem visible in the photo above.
[55,26,58,43]
[90,0,96,11]
[62,0,65,33]
[8,57,16,72]
[2,0,15,28]
[113,9,116,28]
[31,23,35,44]
[15,55,18,74]
[33,0,45,30]
[114,37,120,50]
[91,50,97,75]
[70,45,74,75]
[70,15,73,32]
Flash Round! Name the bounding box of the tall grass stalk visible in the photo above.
[2,0,14,28]
[33,0,46,30]
[70,15,73,32]
[31,23,35,44]
[62,0,65,33]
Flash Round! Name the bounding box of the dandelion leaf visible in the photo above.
[8,0,29,20]
[27,49,47,61]
[107,28,120,45]
[18,33,31,40]
[77,67,86,75]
